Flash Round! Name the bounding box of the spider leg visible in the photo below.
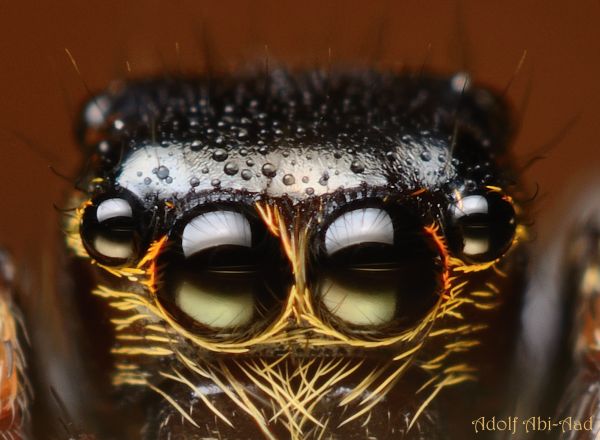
[0,249,29,439]
[505,185,600,440]
[556,213,600,439]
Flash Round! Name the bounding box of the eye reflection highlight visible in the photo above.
[175,273,256,329]
[320,273,397,326]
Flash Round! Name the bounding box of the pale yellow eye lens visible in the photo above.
[92,234,134,260]
[175,281,255,329]
[320,276,397,326]
[463,235,490,256]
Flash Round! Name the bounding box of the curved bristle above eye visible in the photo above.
[181,211,252,258]
[96,198,133,223]
[325,208,394,256]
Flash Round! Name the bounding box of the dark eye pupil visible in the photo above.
[450,193,516,262]
[327,242,397,268]
[99,216,134,231]
[187,245,256,271]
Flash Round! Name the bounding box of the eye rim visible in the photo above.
[154,203,291,340]
[80,191,149,267]
[446,190,517,263]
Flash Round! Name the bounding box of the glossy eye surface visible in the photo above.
[448,193,516,263]
[324,208,394,256]
[181,211,252,258]
[314,206,442,331]
[80,197,142,266]
[158,209,289,336]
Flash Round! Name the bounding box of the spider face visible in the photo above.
[65,70,525,439]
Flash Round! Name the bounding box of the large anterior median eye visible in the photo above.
[448,193,516,263]
[315,207,442,331]
[158,209,289,336]
[80,197,143,266]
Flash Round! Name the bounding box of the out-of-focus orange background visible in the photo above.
[0,0,598,259]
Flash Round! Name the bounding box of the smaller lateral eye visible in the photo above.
[80,197,143,266]
[448,193,516,263]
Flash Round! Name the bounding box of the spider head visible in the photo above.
[69,70,523,439]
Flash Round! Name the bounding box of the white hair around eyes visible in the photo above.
[182,211,252,258]
[324,208,394,256]
[96,198,133,223]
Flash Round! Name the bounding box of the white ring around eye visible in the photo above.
[325,208,394,256]
[96,198,133,223]
[182,211,252,258]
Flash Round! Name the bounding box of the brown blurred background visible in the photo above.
[0,0,598,260]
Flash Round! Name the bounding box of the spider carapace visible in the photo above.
[4,69,533,439]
